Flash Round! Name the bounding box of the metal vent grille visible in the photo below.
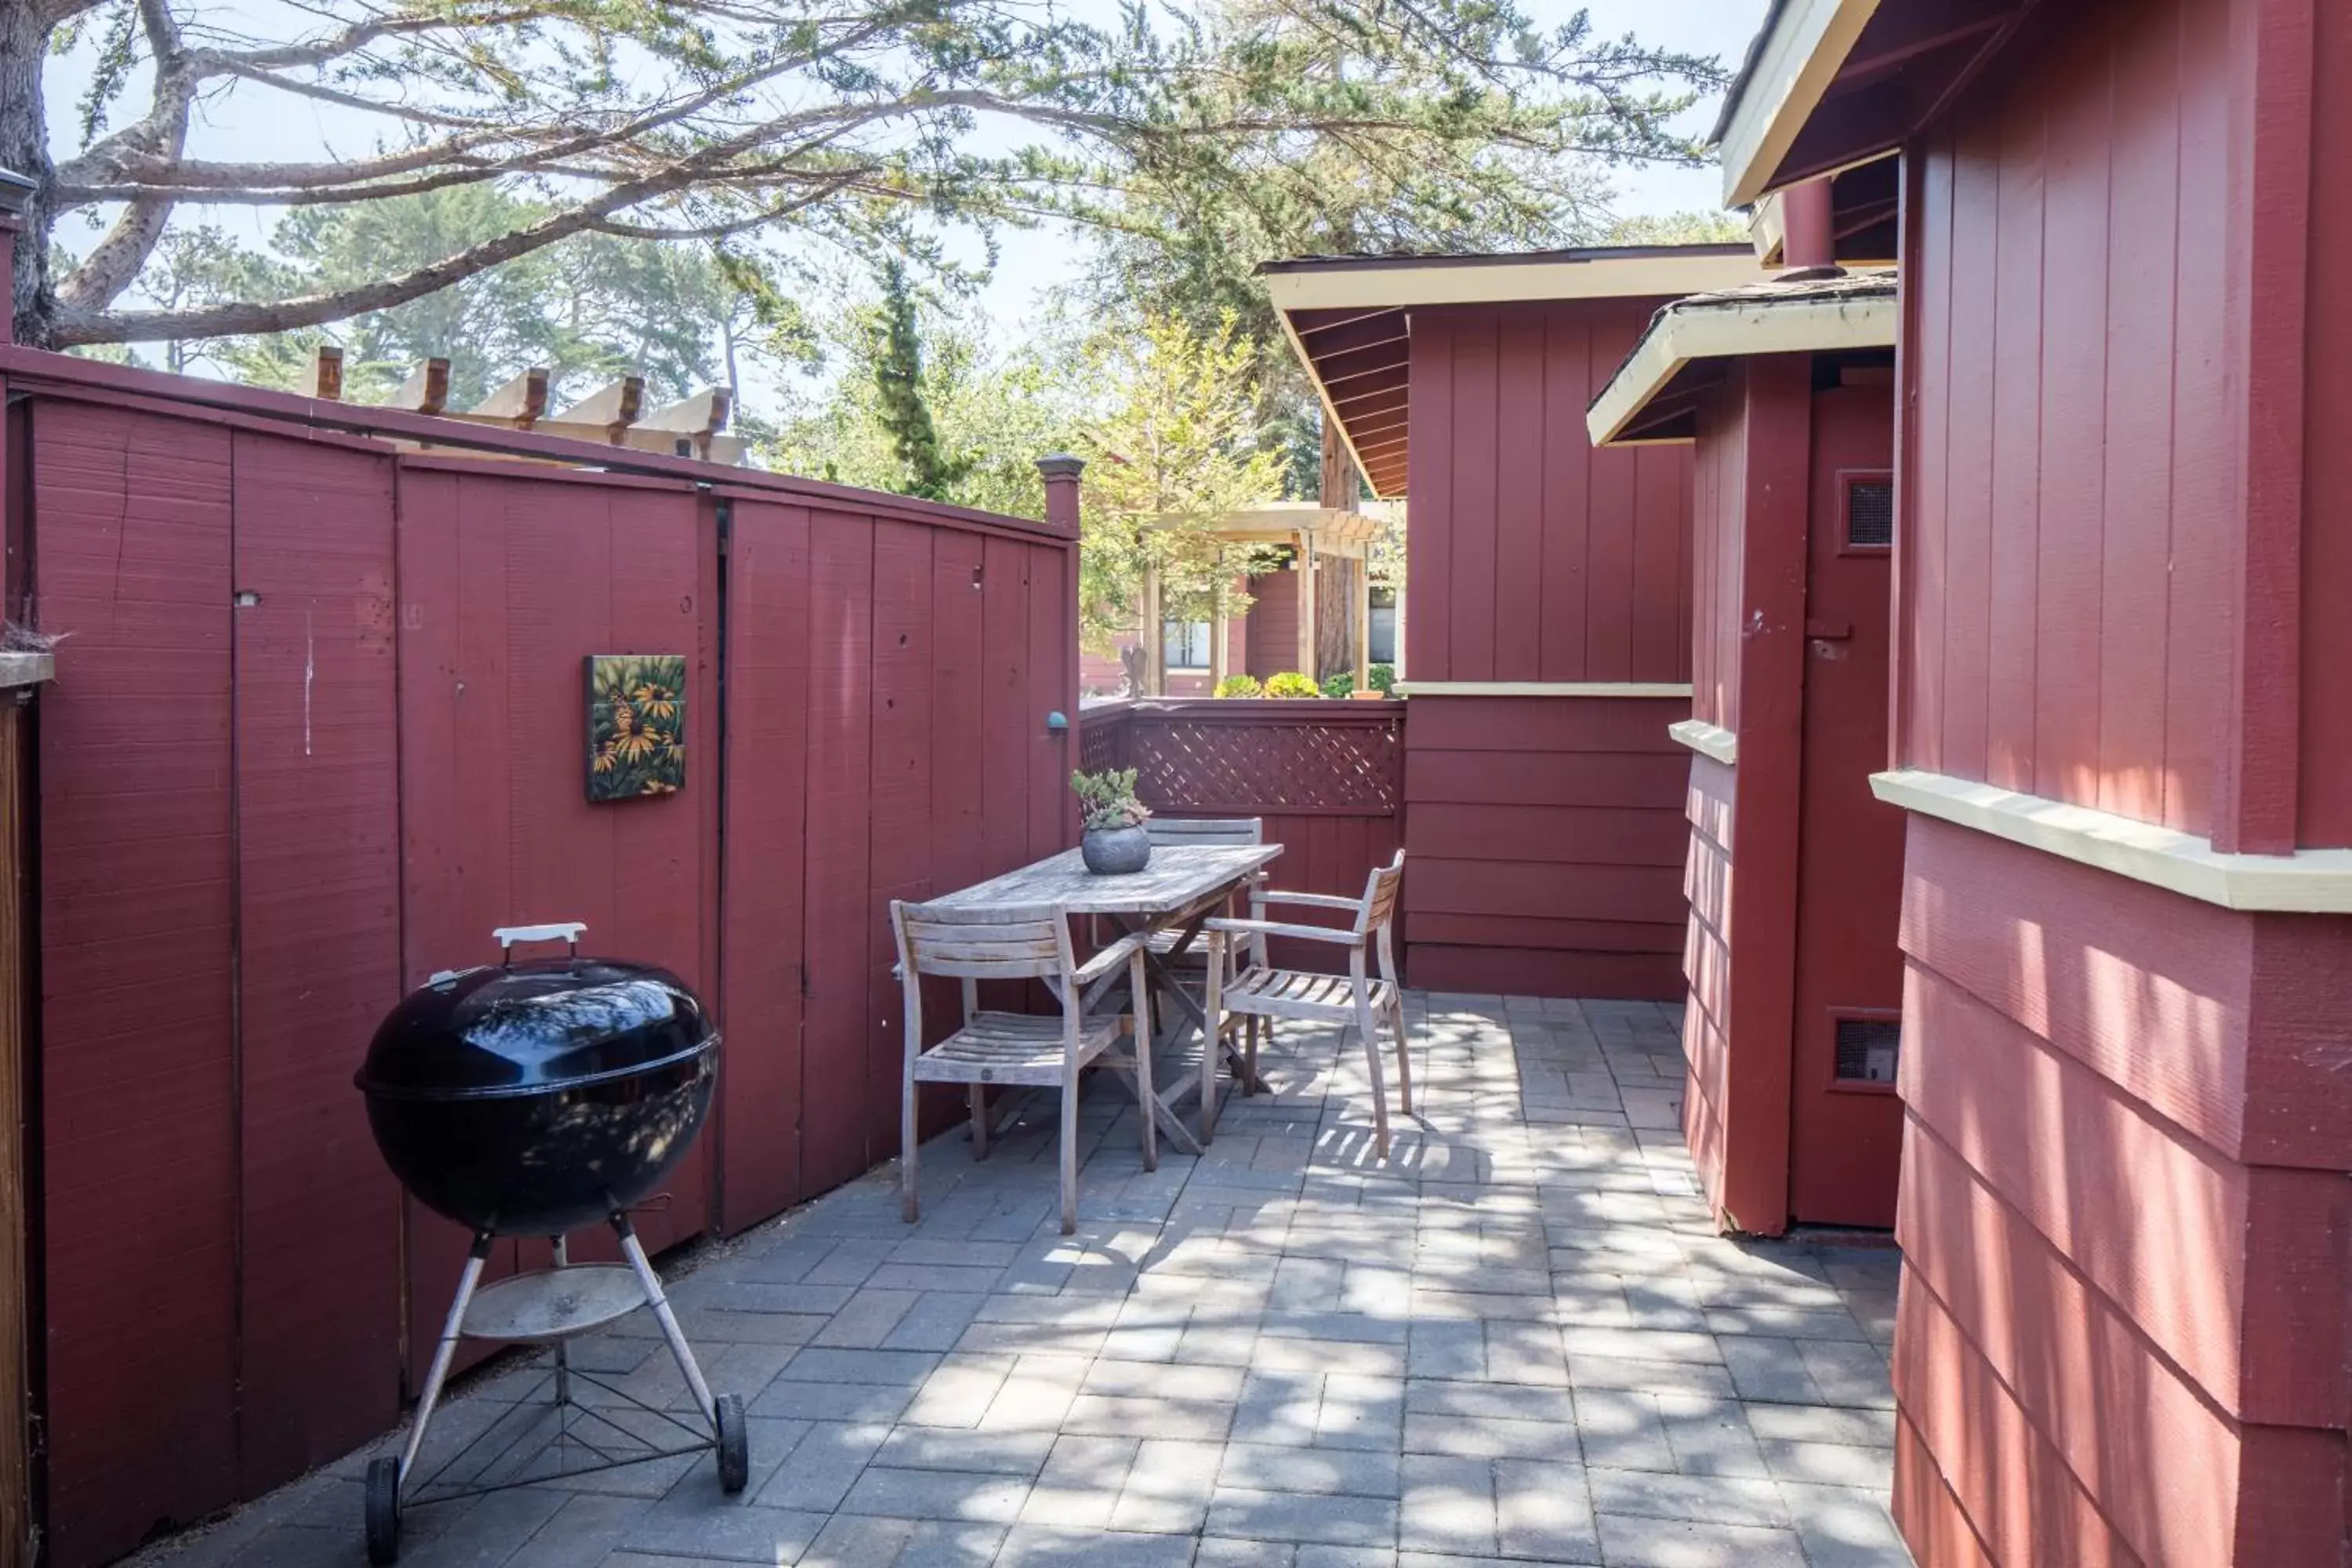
[1834,1018,1901,1084]
[1847,479,1896,548]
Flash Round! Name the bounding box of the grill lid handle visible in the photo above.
[494,922,588,960]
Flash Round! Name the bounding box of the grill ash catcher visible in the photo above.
[353,924,747,1564]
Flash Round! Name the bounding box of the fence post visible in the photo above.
[1038,456,1085,842]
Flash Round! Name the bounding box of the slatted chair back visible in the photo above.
[1145,816,1264,847]
[891,903,1076,984]
[1353,851,1406,938]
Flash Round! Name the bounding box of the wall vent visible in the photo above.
[1833,1017,1901,1084]
[1846,478,1896,549]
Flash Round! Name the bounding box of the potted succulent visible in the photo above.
[1072,768,1153,874]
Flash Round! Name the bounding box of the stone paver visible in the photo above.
[127,993,1909,1568]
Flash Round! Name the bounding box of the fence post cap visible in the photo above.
[0,168,33,230]
[1035,454,1087,479]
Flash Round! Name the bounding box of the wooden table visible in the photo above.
[930,843,1283,1153]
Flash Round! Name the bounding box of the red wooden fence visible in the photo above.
[1080,699,1404,972]
[1,349,1079,1566]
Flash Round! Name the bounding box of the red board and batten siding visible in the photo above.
[1402,299,1694,999]
[9,355,1082,1565]
[1882,0,2352,1562]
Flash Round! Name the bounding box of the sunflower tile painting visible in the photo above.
[586,654,687,802]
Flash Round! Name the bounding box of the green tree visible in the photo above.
[765,290,1080,519]
[869,260,967,502]
[1076,311,1287,657]
[99,190,800,414]
[1605,209,1751,245]
[14,0,1723,349]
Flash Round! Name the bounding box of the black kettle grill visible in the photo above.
[353,924,746,1564]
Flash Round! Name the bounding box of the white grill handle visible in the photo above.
[494,923,587,959]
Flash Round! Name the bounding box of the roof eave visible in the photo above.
[1587,287,1900,448]
[1716,0,1885,208]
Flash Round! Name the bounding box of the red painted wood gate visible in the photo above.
[3,352,1080,1566]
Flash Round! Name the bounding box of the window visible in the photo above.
[1845,476,1895,550]
[1163,619,1213,670]
[1368,587,1398,665]
[1832,1017,1901,1085]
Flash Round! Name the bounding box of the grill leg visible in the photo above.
[401,1232,493,1485]
[550,1236,572,1410]
[615,1214,717,1427]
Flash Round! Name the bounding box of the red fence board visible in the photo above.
[801,512,877,1195]
[227,433,405,1492]
[717,499,812,1228]
[34,403,241,1566]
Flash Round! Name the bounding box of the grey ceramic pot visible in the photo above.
[1081,825,1152,875]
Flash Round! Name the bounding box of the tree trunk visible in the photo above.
[0,0,54,347]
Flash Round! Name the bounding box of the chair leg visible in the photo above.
[1354,992,1392,1160]
[902,1073,922,1223]
[968,1086,990,1160]
[1059,1069,1080,1236]
[1387,996,1414,1116]
[1131,951,1158,1173]
[1200,935,1225,1145]
[1243,1014,1259,1095]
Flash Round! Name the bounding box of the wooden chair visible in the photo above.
[891,902,1154,1234]
[1200,851,1410,1156]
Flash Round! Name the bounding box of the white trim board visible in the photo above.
[1870,768,2352,913]
[1393,681,1693,699]
[1669,719,1739,767]
[1588,285,1899,447]
[1263,252,1768,314]
[1719,0,1883,209]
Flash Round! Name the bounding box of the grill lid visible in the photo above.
[356,953,716,1103]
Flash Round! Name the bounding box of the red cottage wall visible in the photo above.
[1403,299,1694,998]
[1243,563,1303,681]
[1889,0,2352,1560]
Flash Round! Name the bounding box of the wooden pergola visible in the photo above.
[303,345,745,464]
[1135,501,1386,696]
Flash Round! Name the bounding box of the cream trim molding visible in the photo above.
[1588,285,1898,447]
[1870,768,2352,913]
[1669,719,1739,767]
[1719,0,1882,208]
[1393,681,1693,699]
[0,652,53,689]
[1262,252,1767,314]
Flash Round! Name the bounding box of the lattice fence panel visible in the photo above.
[1078,710,1131,775]
[1128,714,1401,815]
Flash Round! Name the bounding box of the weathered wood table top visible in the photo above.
[927,844,1283,916]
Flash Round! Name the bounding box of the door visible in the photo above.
[1787,379,1907,1227]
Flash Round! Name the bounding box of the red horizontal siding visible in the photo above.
[1401,695,1688,1000]
[1892,817,2352,1566]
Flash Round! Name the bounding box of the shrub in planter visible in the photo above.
[1367,662,1397,696]
[1319,670,1358,700]
[1214,673,1264,699]
[1071,768,1152,873]
[1262,670,1320,699]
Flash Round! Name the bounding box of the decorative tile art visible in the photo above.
[586,654,687,801]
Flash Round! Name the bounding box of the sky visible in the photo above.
[42,1,1769,353]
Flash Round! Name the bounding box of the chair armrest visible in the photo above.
[1204,916,1363,947]
[1254,890,1366,913]
[1072,930,1151,985]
